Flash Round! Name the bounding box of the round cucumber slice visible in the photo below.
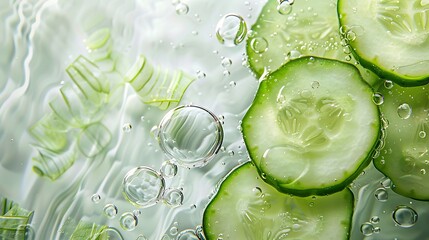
[242,57,381,196]
[203,162,354,240]
[338,0,429,86]
[374,82,429,200]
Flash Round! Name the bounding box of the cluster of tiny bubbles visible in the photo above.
[122,123,132,133]
[157,105,224,168]
[196,70,206,79]
[122,166,165,208]
[160,160,178,178]
[215,14,247,47]
[397,103,412,119]
[163,188,184,207]
[176,229,200,240]
[384,79,394,89]
[374,188,388,202]
[103,204,118,219]
[119,212,138,231]
[250,37,269,54]
[91,194,101,203]
[392,205,418,227]
[372,92,384,105]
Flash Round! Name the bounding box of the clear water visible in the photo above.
[1,0,429,239]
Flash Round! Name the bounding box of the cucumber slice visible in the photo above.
[338,0,429,86]
[242,57,380,196]
[247,0,345,78]
[203,162,354,240]
[373,82,429,200]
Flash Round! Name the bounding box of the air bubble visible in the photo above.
[163,188,184,207]
[229,81,236,87]
[372,92,384,105]
[419,131,426,138]
[196,71,206,79]
[177,229,199,240]
[170,226,179,235]
[122,123,132,133]
[103,204,118,219]
[277,1,293,15]
[384,80,394,89]
[374,188,388,202]
[120,212,138,231]
[122,166,165,208]
[360,222,374,236]
[215,14,247,47]
[279,0,294,5]
[91,194,101,203]
[397,103,412,119]
[250,37,269,53]
[370,216,380,224]
[175,3,189,15]
[311,81,320,89]
[346,30,357,41]
[133,209,141,217]
[392,206,418,227]
[160,160,178,178]
[287,50,302,60]
[221,58,232,67]
[157,105,224,168]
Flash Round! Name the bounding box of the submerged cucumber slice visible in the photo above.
[374,83,429,200]
[203,162,354,240]
[242,57,380,196]
[338,0,429,86]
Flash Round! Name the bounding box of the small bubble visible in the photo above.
[370,216,380,224]
[163,188,184,207]
[150,125,159,138]
[384,80,394,89]
[171,0,181,6]
[419,131,426,138]
[311,81,320,89]
[216,14,247,47]
[397,103,412,119]
[229,81,236,87]
[175,3,189,15]
[176,229,199,240]
[277,1,293,15]
[287,49,302,60]
[360,222,374,236]
[191,30,198,35]
[373,227,381,233]
[103,204,118,219]
[221,58,232,67]
[223,70,230,77]
[136,235,148,240]
[196,70,206,79]
[372,92,384,105]
[170,226,179,235]
[346,30,357,41]
[160,160,178,178]
[420,168,426,175]
[228,150,235,156]
[120,212,138,231]
[374,188,388,202]
[392,206,418,227]
[91,194,101,203]
[133,209,141,217]
[279,0,294,5]
[250,37,268,53]
[122,123,132,133]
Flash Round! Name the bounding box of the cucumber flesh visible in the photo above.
[242,57,380,196]
[374,82,429,200]
[203,162,354,240]
[338,0,429,86]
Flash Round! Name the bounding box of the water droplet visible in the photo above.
[419,131,426,138]
[287,49,302,60]
[311,81,320,89]
[175,3,189,15]
[176,229,199,240]
[122,166,165,208]
[372,92,384,105]
[91,194,101,203]
[157,105,224,168]
[384,80,394,89]
[103,204,118,219]
[163,188,184,207]
[392,206,418,227]
[215,14,247,47]
[374,188,388,202]
[250,37,268,53]
[160,160,178,178]
[120,212,138,231]
[370,216,380,224]
[397,103,412,119]
[221,58,232,67]
[122,123,132,133]
[277,1,293,15]
[360,222,374,236]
